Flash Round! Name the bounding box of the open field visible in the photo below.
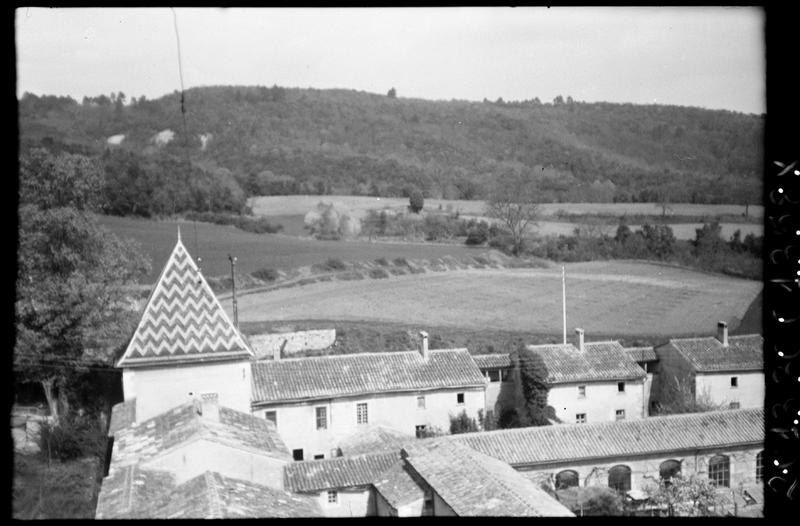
[249,195,764,220]
[97,214,487,283]
[227,260,762,338]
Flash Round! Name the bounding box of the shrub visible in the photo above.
[465,225,489,245]
[393,257,409,267]
[449,410,480,434]
[336,271,365,281]
[325,258,348,271]
[369,268,389,279]
[374,257,390,266]
[38,414,106,462]
[252,267,279,282]
[409,189,424,213]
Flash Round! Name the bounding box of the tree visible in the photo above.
[640,223,676,259]
[515,344,551,426]
[387,87,397,98]
[486,172,540,256]
[553,95,565,105]
[643,474,723,517]
[449,409,479,434]
[409,189,424,213]
[15,149,150,425]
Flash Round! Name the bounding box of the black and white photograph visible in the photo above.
[14,6,779,518]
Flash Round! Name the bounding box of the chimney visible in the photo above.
[273,339,286,361]
[575,328,585,352]
[716,321,728,347]
[200,392,219,421]
[419,331,429,360]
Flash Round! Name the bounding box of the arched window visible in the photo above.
[659,459,682,481]
[708,455,730,488]
[608,465,632,492]
[555,470,579,489]
[756,451,764,483]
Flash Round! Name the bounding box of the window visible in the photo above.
[357,403,368,424]
[488,370,501,382]
[292,449,304,461]
[314,454,325,460]
[327,491,338,504]
[265,411,277,426]
[578,385,586,398]
[756,451,764,483]
[708,454,730,488]
[618,382,626,393]
[457,393,465,405]
[576,413,587,424]
[659,459,682,482]
[731,377,738,388]
[729,402,740,409]
[500,369,510,382]
[330,447,342,458]
[315,407,327,430]
[608,465,632,492]
[556,470,579,489]
[417,395,426,409]
[415,425,427,438]
[615,409,625,420]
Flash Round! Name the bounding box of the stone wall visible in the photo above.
[248,330,337,359]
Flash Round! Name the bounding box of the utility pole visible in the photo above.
[562,266,567,345]
[228,254,238,328]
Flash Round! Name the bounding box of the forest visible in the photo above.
[18,85,763,218]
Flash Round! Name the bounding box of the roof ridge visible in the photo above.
[257,347,470,364]
[203,471,224,519]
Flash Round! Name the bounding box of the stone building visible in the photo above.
[652,322,763,410]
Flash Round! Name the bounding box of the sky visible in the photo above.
[16,7,765,114]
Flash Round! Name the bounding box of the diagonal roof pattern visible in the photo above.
[117,235,252,368]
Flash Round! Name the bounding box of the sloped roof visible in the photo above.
[336,424,414,456]
[372,461,426,510]
[443,408,764,467]
[252,349,486,405]
[96,467,321,519]
[284,451,401,493]
[111,401,290,467]
[664,334,763,372]
[526,341,646,384]
[402,441,573,517]
[624,346,658,363]
[472,353,513,369]
[117,235,252,368]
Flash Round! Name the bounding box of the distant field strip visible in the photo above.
[228,261,761,337]
[249,195,763,219]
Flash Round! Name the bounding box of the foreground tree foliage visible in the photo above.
[514,343,552,426]
[643,474,723,516]
[15,149,150,425]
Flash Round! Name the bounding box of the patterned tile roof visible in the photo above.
[402,441,573,516]
[665,334,763,372]
[251,349,486,405]
[111,401,290,467]
[472,353,513,369]
[117,235,252,368]
[624,346,658,363]
[336,424,414,456]
[372,461,426,510]
[96,468,322,519]
[284,451,401,492]
[526,341,646,384]
[108,399,136,437]
[442,408,764,467]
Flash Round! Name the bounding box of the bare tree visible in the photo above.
[486,172,540,256]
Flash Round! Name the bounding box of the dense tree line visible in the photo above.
[19,86,763,206]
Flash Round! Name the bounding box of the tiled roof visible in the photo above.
[108,399,136,436]
[111,401,290,467]
[117,235,252,368]
[97,468,322,519]
[665,334,763,372]
[284,451,401,493]
[336,425,414,456]
[373,461,426,510]
[525,341,646,384]
[472,353,513,369]
[252,349,486,405]
[402,441,573,517]
[624,346,658,363]
[443,408,763,467]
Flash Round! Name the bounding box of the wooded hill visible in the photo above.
[19,86,763,212]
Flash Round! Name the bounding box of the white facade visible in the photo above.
[122,359,252,423]
[255,387,485,459]
[695,371,764,409]
[548,379,647,425]
[313,487,375,517]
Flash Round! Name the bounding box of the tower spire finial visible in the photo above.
[177,224,182,243]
